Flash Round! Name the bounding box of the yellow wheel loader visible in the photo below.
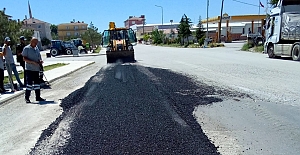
[101,22,137,63]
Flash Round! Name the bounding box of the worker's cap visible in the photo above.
[4,37,11,42]
[20,36,27,40]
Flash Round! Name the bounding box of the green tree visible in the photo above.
[177,14,192,46]
[270,0,279,6]
[0,9,22,50]
[151,29,165,44]
[50,24,58,34]
[41,37,51,46]
[195,16,205,42]
[81,22,102,46]
[143,34,150,42]
[51,33,59,40]
[16,29,34,41]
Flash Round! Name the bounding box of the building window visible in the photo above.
[132,21,135,25]
[82,26,85,29]
[66,26,69,29]
[66,32,71,36]
[242,28,245,34]
[74,26,79,30]
[38,25,41,28]
[75,32,80,36]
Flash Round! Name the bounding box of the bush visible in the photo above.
[254,45,264,52]
[208,43,225,48]
[198,35,206,46]
[241,43,253,51]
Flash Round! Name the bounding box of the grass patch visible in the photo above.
[241,43,264,52]
[241,43,253,51]
[154,42,226,48]
[4,63,68,84]
[253,45,264,52]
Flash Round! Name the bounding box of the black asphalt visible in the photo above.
[29,63,248,155]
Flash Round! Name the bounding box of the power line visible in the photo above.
[232,0,259,7]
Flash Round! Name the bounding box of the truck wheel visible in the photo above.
[292,44,300,61]
[66,49,72,55]
[50,49,59,57]
[267,44,275,58]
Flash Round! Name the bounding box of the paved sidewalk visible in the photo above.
[0,61,95,104]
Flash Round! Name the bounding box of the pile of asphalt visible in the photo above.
[30,63,248,155]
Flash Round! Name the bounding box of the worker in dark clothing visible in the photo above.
[22,37,45,103]
[16,36,27,85]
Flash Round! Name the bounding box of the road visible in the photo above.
[1,44,300,154]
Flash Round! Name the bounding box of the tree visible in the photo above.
[0,9,22,49]
[151,29,165,44]
[177,14,192,46]
[195,16,205,44]
[81,22,102,46]
[50,24,58,35]
[16,29,34,41]
[143,34,150,42]
[270,0,279,6]
[41,37,51,46]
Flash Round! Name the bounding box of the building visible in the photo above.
[201,13,266,42]
[22,1,52,40]
[57,21,88,40]
[124,15,145,28]
[130,22,180,40]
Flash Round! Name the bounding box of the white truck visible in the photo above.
[264,0,300,61]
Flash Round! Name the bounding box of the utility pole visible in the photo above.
[142,18,145,35]
[155,5,164,25]
[170,19,174,39]
[204,0,209,47]
[218,0,225,43]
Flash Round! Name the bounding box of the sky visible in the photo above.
[2,0,269,32]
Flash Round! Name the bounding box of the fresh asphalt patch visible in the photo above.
[29,63,249,155]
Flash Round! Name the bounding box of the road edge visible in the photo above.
[0,61,95,105]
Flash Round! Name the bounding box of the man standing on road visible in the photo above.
[16,36,27,86]
[2,37,24,88]
[22,37,46,103]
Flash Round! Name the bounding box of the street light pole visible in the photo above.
[218,0,225,43]
[204,0,209,47]
[155,5,163,25]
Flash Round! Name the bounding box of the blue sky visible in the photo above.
[2,0,269,32]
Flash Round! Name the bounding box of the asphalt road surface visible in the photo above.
[1,44,300,155]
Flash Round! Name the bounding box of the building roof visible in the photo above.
[126,17,144,21]
[202,14,266,23]
[58,22,88,26]
[23,18,49,24]
[132,22,180,28]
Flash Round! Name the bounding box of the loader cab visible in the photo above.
[101,28,137,47]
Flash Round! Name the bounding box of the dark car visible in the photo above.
[50,40,78,57]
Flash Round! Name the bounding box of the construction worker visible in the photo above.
[22,37,45,103]
[16,36,27,85]
[3,37,24,88]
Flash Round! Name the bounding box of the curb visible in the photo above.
[0,61,95,104]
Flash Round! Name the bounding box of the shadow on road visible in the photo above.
[29,64,249,154]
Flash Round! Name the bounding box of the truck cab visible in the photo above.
[264,0,300,61]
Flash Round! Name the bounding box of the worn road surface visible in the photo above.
[1,44,300,155]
